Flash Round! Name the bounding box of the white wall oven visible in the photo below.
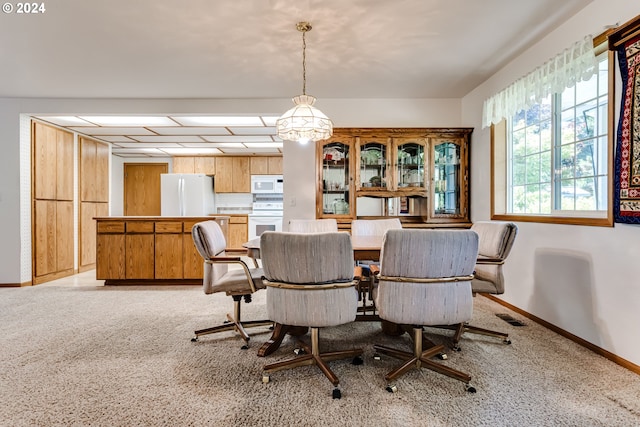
[248,200,283,240]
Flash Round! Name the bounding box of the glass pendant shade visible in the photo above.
[276,95,333,144]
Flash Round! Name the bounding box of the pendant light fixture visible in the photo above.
[276,21,333,145]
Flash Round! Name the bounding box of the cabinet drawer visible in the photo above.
[97,221,125,233]
[182,220,200,231]
[126,221,154,233]
[155,222,183,233]
[229,216,248,224]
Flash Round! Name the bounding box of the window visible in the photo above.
[493,52,613,226]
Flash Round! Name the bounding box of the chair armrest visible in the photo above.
[353,266,363,280]
[211,255,243,262]
[475,257,504,265]
[369,264,380,276]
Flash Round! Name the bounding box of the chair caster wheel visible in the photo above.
[262,375,270,384]
[352,356,363,365]
[385,385,398,393]
[332,388,341,399]
[452,345,462,352]
[437,353,447,360]
[465,384,477,393]
[373,354,381,361]
[503,339,512,345]
[241,344,249,350]
[191,337,198,342]
[293,348,305,355]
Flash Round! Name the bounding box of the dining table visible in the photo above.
[243,235,388,356]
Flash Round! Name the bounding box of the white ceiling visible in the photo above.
[3,0,592,156]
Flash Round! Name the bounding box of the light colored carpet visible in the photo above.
[1,276,639,427]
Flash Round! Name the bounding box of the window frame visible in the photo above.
[490,36,615,227]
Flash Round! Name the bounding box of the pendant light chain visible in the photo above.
[301,27,307,95]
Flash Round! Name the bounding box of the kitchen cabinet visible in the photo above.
[227,215,248,251]
[79,137,110,272]
[250,156,283,175]
[125,221,155,279]
[95,216,229,284]
[215,157,251,193]
[80,137,109,202]
[31,121,75,284]
[155,222,183,279]
[173,156,216,174]
[316,128,472,226]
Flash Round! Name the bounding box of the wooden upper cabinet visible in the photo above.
[215,157,250,193]
[194,157,216,174]
[250,157,269,175]
[173,157,216,174]
[95,141,109,202]
[33,121,73,200]
[250,156,283,175]
[80,136,109,202]
[172,157,195,173]
[233,157,250,192]
[56,130,74,201]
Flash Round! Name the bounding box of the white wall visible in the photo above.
[462,0,640,366]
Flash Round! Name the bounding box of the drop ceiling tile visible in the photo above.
[68,127,157,135]
[261,116,279,126]
[228,126,276,135]
[35,116,96,126]
[130,135,205,143]
[220,147,281,154]
[147,126,231,136]
[96,135,138,143]
[159,147,222,155]
[244,142,283,148]
[171,116,263,126]
[201,135,274,143]
[78,116,178,126]
[116,142,184,148]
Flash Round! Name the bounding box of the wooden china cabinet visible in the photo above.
[316,128,472,228]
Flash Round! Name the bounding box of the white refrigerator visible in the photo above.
[160,174,215,216]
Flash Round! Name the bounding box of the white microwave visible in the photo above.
[251,175,283,194]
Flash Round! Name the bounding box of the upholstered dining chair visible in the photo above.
[259,231,363,399]
[351,218,402,236]
[190,220,272,349]
[448,221,518,349]
[373,229,479,393]
[288,218,338,233]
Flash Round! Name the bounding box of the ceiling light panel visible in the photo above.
[171,116,264,126]
[95,135,137,143]
[68,127,157,135]
[159,147,222,155]
[261,116,280,126]
[201,135,274,143]
[130,135,205,143]
[221,148,281,154]
[111,147,167,154]
[204,143,246,148]
[146,127,231,136]
[244,142,283,148]
[228,126,277,135]
[78,116,178,126]
[35,116,96,126]
[115,142,184,148]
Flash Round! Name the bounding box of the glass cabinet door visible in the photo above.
[394,138,427,195]
[318,137,354,217]
[432,139,464,217]
[356,138,389,192]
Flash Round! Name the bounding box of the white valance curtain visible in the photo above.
[482,35,598,128]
